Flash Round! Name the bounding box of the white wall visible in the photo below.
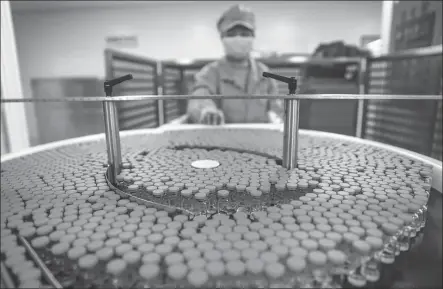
[11,1,382,145]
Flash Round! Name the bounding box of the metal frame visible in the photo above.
[356,57,369,138]
[105,49,161,129]
[380,0,395,54]
[160,62,183,123]
[361,44,443,159]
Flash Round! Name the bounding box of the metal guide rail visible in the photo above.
[1,94,442,102]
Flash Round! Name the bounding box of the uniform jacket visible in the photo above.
[187,57,282,123]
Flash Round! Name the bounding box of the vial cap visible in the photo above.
[225,232,241,242]
[167,263,188,280]
[293,231,309,241]
[148,233,164,244]
[287,256,306,272]
[206,261,225,277]
[96,247,114,261]
[187,269,209,287]
[308,250,327,266]
[68,246,87,260]
[78,254,99,269]
[241,248,259,260]
[343,232,360,244]
[226,260,246,276]
[365,236,383,250]
[183,248,201,261]
[381,223,399,235]
[204,250,223,262]
[123,250,141,264]
[155,244,173,256]
[87,240,104,252]
[349,226,365,237]
[353,240,371,254]
[197,241,214,252]
[223,249,241,261]
[73,238,90,248]
[319,238,336,251]
[130,236,146,247]
[265,262,285,279]
[245,258,265,274]
[301,239,318,251]
[217,190,229,198]
[165,253,185,265]
[260,251,279,263]
[188,258,206,270]
[142,252,161,264]
[139,263,160,280]
[51,242,70,255]
[31,236,50,248]
[138,243,155,254]
[327,249,347,265]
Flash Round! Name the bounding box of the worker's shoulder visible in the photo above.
[196,61,221,78]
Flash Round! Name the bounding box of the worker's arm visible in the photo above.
[267,78,284,124]
[187,64,224,124]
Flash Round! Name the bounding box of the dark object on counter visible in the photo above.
[308,41,370,80]
[313,41,371,58]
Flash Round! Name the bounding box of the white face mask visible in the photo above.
[222,36,254,59]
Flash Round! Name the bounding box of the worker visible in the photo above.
[187,4,283,125]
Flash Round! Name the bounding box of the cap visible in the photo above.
[217,5,255,33]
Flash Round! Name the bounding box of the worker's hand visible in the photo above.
[199,107,225,125]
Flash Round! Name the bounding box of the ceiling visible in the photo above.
[10,1,195,12]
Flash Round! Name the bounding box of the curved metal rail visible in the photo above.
[104,167,195,217]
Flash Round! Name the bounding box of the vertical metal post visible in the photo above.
[103,99,121,184]
[282,99,300,170]
[262,72,299,170]
[112,101,122,171]
[156,62,165,126]
[102,74,132,184]
[1,1,30,152]
[355,57,368,138]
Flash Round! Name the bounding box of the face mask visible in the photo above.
[222,36,254,59]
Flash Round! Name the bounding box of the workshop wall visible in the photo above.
[11,1,381,145]
[12,1,381,90]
